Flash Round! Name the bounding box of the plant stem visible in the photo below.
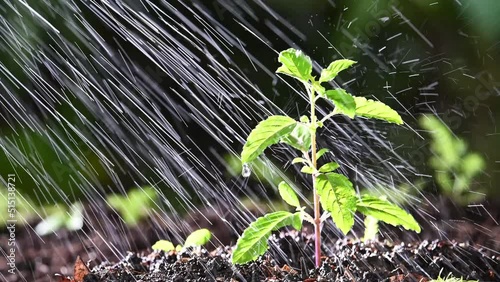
[307,83,321,268]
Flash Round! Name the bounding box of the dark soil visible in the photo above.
[84,234,500,281]
[1,197,500,281]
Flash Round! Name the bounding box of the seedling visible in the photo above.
[152,228,212,252]
[107,186,157,226]
[419,115,485,204]
[232,48,421,266]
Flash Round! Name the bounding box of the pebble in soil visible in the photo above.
[82,232,500,282]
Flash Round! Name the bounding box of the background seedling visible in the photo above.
[232,48,421,266]
[152,228,212,252]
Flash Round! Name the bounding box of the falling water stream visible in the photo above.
[0,1,499,281]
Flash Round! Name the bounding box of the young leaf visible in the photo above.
[301,166,314,174]
[292,157,307,164]
[353,97,403,124]
[299,115,309,123]
[356,195,421,232]
[316,148,330,160]
[278,181,301,208]
[319,59,356,83]
[152,240,175,252]
[318,162,340,173]
[324,89,356,118]
[276,48,313,83]
[231,211,302,264]
[315,173,357,234]
[312,80,326,96]
[281,122,311,152]
[184,229,212,247]
[363,215,379,242]
[241,115,297,163]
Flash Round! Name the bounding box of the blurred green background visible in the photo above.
[0,0,499,229]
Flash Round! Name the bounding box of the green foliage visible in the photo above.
[276,48,313,83]
[319,59,356,83]
[316,173,357,234]
[278,181,301,208]
[281,122,312,151]
[419,115,485,204]
[152,240,176,252]
[233,48,419,266]
[356,195,421,232]
[34,202,84,236]
[324,89,356,118]
[184,228,212,247]
[240,115,297,163]
[350,96,403,124]
[152,228,212,252]
[430,272,478,282]
[362,215,379,242]
[232,211,302,264]
[107,186,157,226]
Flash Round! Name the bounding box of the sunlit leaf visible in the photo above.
[281,122,311,152]
[315,173,357,234]
[276,48,313,83]
[152,240,175,252]
[278,181,301,208]
[319,59,356,83]
[232,211,302,264]
[301,166,314,174]
[241,115,297,163]
[316,148,330,160]
[324,89,356,118]
[292,157,307,164]
[356,195,421,232]
[318,162,340,173]
[353,97,403,124]
[184,228,211,247]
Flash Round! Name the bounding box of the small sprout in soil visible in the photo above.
[431,272,478,282]
[152,228,212,252]
[232,48,421,267]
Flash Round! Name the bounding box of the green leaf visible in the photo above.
[292,157,307,164]
[356,195,421,232]
[363,215,379,242]
[312,80,326,95]
[152,240,175,252]
[353,97,403,124]
[319,162,340,173]
[281,122,311,152]
[276,48,313,83]
[299,115,309,123]
[316,148,330,160]
[319,59,356,83]
[278,181,300,208]
[184,229,212,247]
[232,211,302,264]
[241,115,297,163]
[461,153,485,178]
[324,89,356,118]
[301,166,314,174]
[315,173,357,234]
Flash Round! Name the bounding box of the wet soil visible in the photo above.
[78,233,500,282]
[1,197,500,281]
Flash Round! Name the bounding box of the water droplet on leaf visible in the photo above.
[242,163,251,178]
